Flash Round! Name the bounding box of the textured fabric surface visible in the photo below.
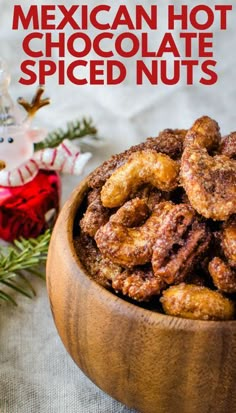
[0,279,136,413]
[0,0,236,411]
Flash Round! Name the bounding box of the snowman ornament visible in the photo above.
[0,60,91,241]
[0,60,91,186]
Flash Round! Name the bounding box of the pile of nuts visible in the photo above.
[75,116,236,321]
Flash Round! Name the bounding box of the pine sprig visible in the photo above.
[0,230,51,305]
[34,118,98,151]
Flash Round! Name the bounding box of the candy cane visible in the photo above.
[0,139,91,187]
[0,159,39,186]
[34,139,91,174]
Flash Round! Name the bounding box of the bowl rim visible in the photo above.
[59,175,236,331]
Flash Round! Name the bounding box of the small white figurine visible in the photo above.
[0,59,91,186]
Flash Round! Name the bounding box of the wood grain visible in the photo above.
[46,177,236,413]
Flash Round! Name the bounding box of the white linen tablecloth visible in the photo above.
[0,0,236,411]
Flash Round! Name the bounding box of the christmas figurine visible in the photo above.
[0,59,92,241]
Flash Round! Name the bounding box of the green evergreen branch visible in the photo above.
[0,230,51,305]
[34,118,98,151]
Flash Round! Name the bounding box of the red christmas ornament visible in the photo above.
[0,170,61,242]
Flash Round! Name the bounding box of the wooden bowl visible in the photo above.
[46,177,236,413]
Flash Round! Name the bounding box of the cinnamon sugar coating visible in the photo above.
[220,132,236,159]
[95,201,173,267]
[222,217,236,267]
[152,204,211,284]
[101,150,179,208]
[80,191,111,237]
[89,129,185,189]
[75,116,236,320]
[181,146,236,220]
[161,283,235,321]
[112,267,165,302]
[209,257,236,294]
